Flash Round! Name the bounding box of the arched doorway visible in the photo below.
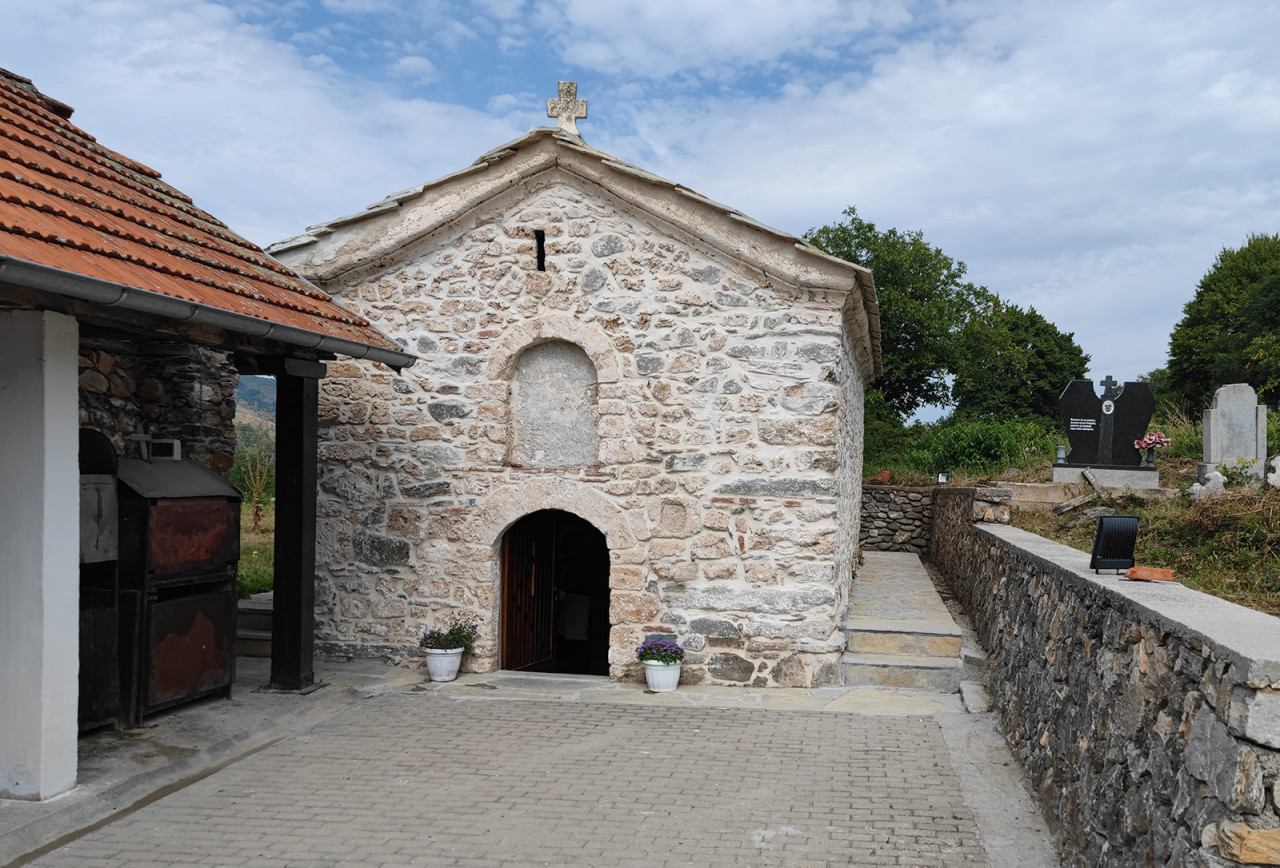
[501,509,610,675]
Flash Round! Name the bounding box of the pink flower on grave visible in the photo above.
[1134,431,1171,450]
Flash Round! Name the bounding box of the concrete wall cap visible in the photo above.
[975,522,1280,687]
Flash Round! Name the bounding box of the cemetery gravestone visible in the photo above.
[1052,377,1159,488]
[1198,383,1268,482]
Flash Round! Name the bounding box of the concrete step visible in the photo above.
[239,608,273,633]
[843,617,962,657]
[237,593,273,657]
[840,652,964,691]
[235,628,272,658]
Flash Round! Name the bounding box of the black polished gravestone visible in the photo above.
[1059,376,1156,468]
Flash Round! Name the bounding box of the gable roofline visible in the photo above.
[269,128,880,378]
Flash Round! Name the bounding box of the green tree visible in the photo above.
[1138,367,1176,408]
[805,207,989,419]
[952,297,1090,420]
[1167,233,1280,408]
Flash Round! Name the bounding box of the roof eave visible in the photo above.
[0,256,417,370]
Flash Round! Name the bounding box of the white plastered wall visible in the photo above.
[0,309,80,799]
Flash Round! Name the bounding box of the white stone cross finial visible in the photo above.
[547,81,587,136]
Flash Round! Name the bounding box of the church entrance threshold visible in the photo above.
[500,510,610,675]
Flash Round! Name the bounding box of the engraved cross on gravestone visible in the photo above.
[1059,377,1155,467]
[547,81,588,136]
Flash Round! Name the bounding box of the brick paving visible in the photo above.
[31,694,988,866]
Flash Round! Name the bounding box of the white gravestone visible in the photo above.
[1199,383,1268,482]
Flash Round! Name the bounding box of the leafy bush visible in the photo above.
[905,418,1056,475]
[237,547,274,598]
[420,617,479,653]
[237,503,274,598]
[1149,401,1202,460]
[635,640,685,664]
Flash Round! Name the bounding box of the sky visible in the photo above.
[7,1,1279,418]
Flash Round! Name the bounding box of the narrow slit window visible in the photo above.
[535,229,546,271]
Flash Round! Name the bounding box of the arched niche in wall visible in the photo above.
[508,340,599,467]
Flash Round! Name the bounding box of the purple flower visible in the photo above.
[635,639,684,664]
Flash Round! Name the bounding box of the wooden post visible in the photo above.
[269,358,324,692]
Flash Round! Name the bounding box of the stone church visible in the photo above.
[271,84,881,687]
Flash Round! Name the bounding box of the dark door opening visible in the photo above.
[501,509,610,675]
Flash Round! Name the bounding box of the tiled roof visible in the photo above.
[0,68,411,365]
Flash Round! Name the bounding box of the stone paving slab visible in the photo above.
[4,660,1056,867]
[27,694,996,867]
[848,552,958,629]
[426,671,966,715]
[0,657,417,867]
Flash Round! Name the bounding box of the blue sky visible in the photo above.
[8,1,1280,417]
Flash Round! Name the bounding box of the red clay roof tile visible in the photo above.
[0,70,406,358]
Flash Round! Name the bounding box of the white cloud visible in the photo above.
[389,54,440,83]
[531,0,913,78]
[577,1,1280,381]
[5,0,520,245]
[6,0,1278,387]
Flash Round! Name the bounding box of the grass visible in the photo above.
[1013,452,1280,617]
[238,503,274,599]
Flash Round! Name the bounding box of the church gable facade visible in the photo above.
[272,112,880,687]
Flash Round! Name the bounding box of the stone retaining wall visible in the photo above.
[859,485,933,554]
[931,487,1280,866]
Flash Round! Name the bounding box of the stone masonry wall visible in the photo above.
[859,485,933,554]
[78,344,238,473]
[308,177,866,687]
[931,487,1280,866]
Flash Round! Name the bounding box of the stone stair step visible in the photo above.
[846,630,962,658]
[843,616,962,657]
[235,628,272,658]
[238,608,273,633]
[236,592,273,657]
[843,615,961,637]
[840,651,963,691]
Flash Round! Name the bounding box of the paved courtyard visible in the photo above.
[30,692,1002,867]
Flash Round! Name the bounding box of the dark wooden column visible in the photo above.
[269,358,325,691]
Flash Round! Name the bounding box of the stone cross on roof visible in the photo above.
[547,81,587,136]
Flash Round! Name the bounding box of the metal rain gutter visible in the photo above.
[0,256,417,370]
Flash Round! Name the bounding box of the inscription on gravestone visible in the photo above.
[1059,377,1155,467]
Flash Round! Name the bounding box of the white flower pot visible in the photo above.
[643,660,681,693]
[424,648,464,682]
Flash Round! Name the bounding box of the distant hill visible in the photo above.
[237,375,276,429]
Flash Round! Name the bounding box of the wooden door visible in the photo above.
[501,513,554,671]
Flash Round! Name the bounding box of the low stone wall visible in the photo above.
[931,487,1280,866]
[859,485,933,554]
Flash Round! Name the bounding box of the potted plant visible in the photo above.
[420,616,478,682]
[636,638,684,693]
